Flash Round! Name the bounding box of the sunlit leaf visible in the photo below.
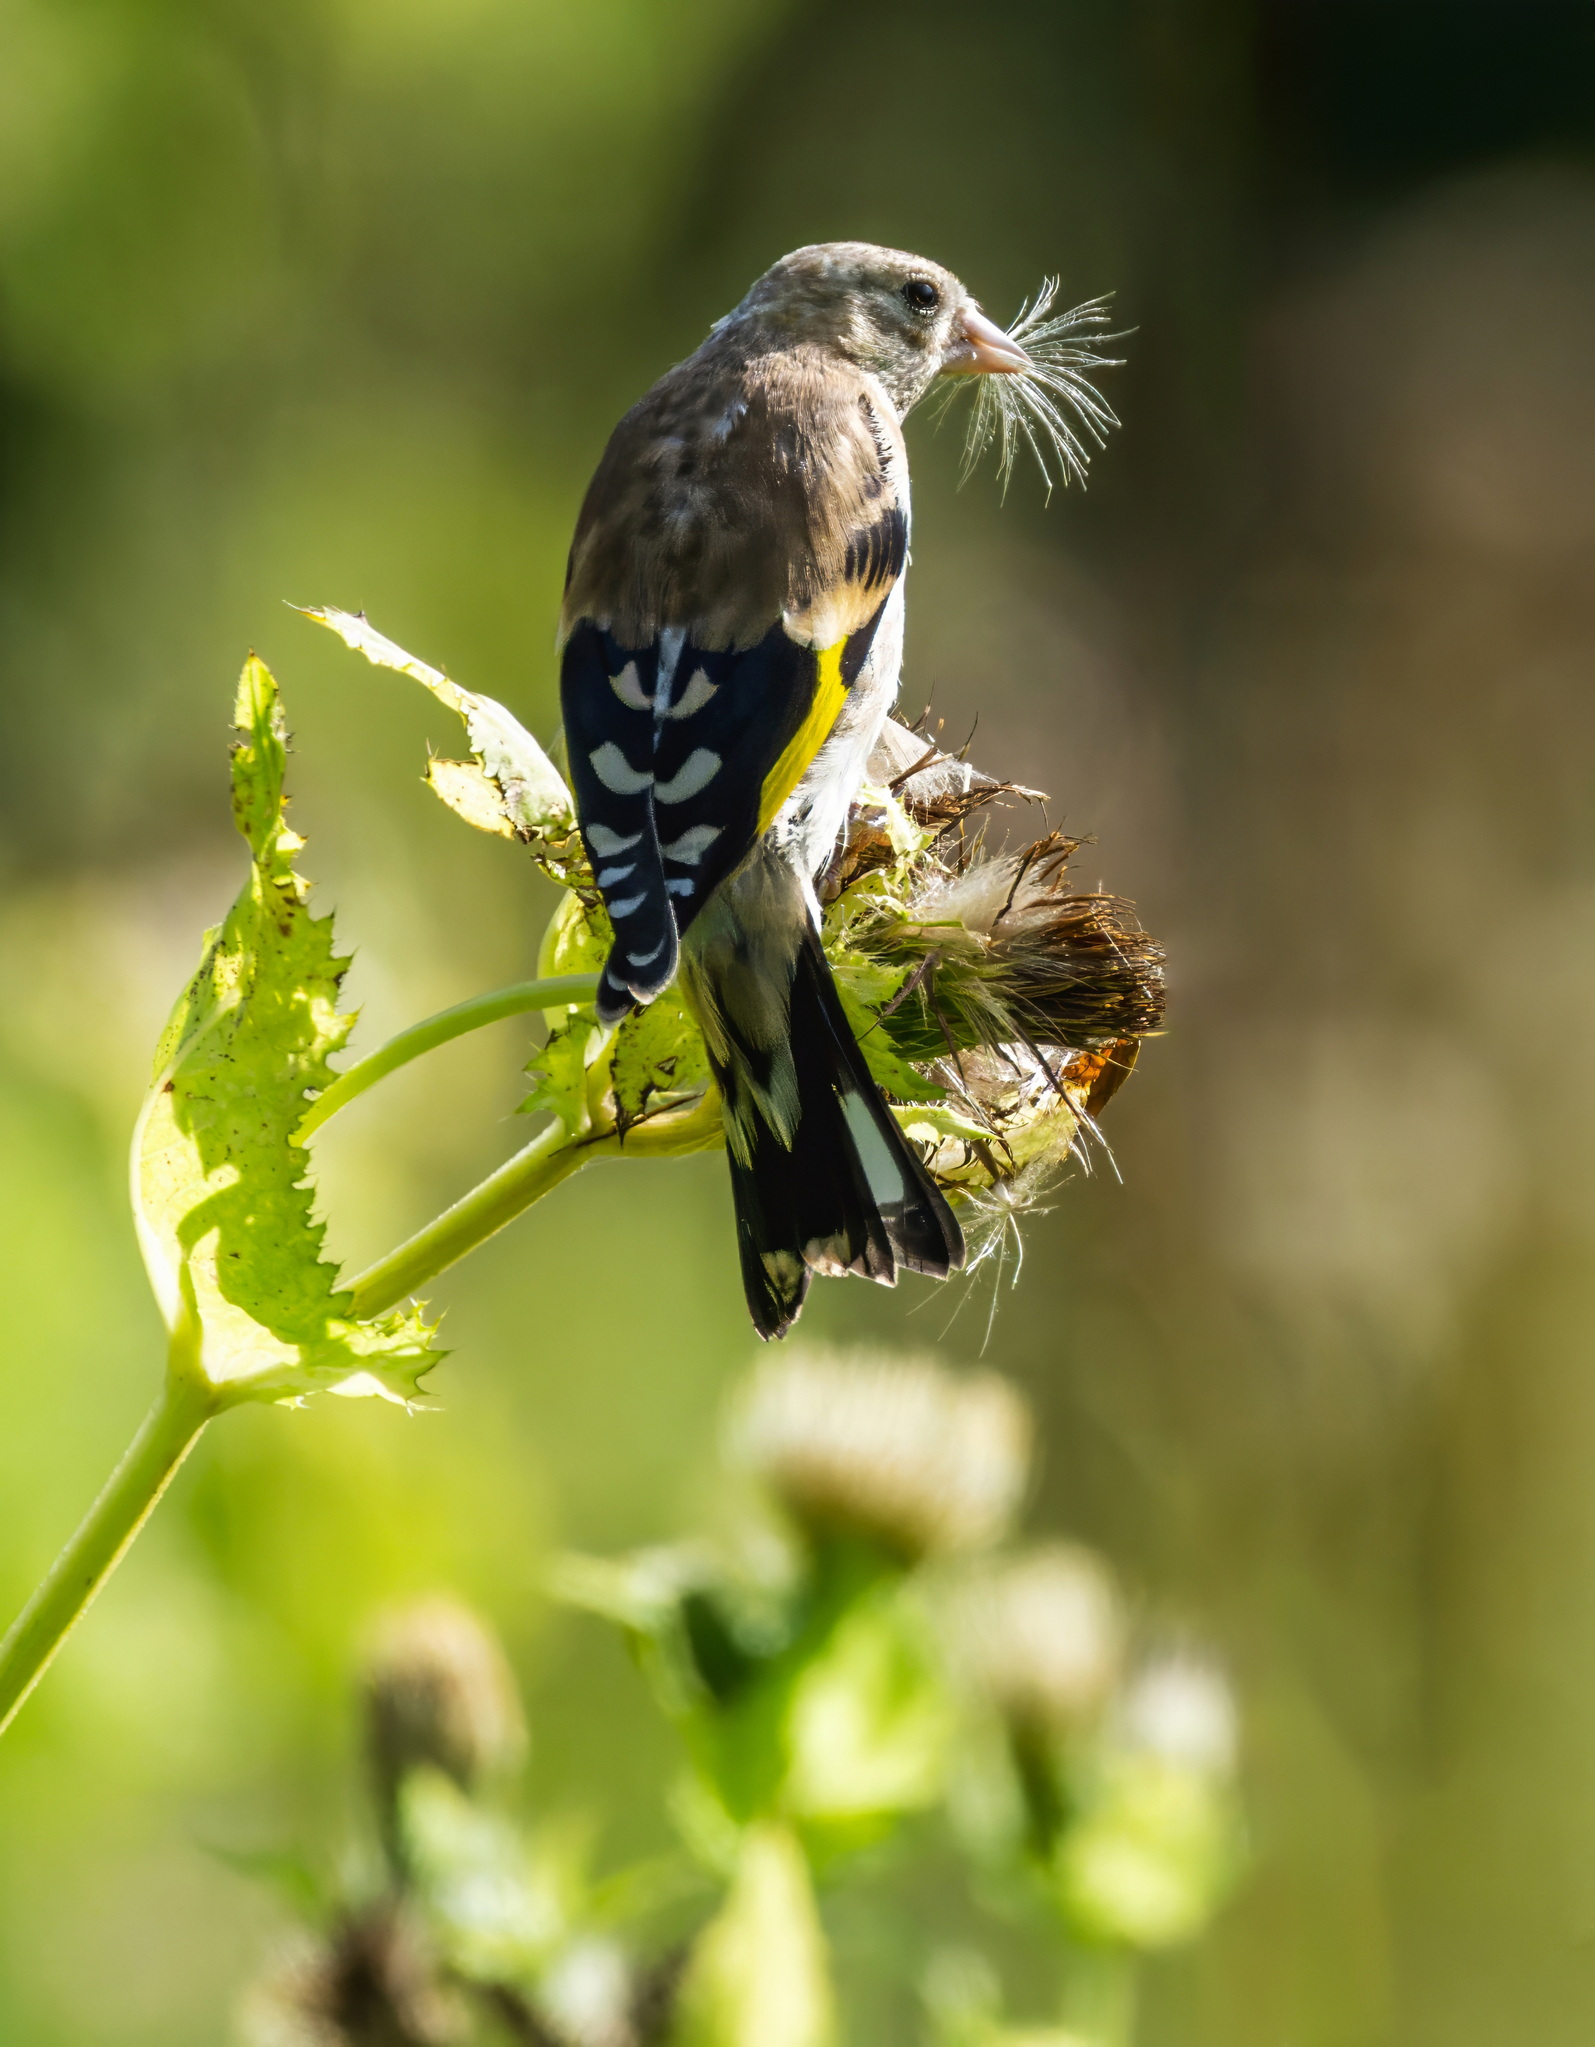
[831,953,946,1104]
[424,757,519,838]
[300,605,578,859]
[131,656,437,1406]
[782,1590,953,1824]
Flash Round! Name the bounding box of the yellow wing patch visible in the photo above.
[756,638,848,836]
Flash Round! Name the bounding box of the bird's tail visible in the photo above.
[680,847,964,1340]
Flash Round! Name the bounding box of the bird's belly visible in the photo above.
[773,580,905,880]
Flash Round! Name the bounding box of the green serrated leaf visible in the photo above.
[612,989,711,1134]
[132,657,439,1408]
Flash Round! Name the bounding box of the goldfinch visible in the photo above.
[559,242,1037,1339]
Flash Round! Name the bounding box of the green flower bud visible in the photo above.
[363,1598,526,1809]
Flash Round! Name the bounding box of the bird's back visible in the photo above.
[561,332,911,655]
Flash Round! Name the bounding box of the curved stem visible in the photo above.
[0,1365,213,1735]
[347,1089,725,1317]
[348,1119,603,1316]
[298,975,600,1139]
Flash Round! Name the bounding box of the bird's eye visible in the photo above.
[901,278,940,314]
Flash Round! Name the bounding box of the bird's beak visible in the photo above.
[941,303,1030,377]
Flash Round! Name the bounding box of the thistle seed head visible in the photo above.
[824,721,1165,1224]
[728,1348,1033,1562]
[363,1598,526,1803]
[919,834,1165,1049]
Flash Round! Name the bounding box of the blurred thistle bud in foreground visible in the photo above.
[363,1598,527,1843]
[951,1545,1124,1732]
[239,1906,466,2047]
[246,1595,636,2047]
[364,1598,527,1802]
[237,1368,1245,2047]
[728,1347,1032,1564]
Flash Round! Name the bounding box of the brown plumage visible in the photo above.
[563,345,905,653]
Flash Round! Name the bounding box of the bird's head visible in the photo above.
[727,240,1028,417]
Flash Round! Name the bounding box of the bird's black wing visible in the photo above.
[560,583,894,1023]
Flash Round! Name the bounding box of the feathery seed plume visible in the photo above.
[946,282,1128,498]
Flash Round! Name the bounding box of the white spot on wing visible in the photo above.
[653,750,721,803]
[596,864,636,887]
[586,824,642,856]
[627,937,669,966]
[608,661,652,712]
[666,879,695,896]
[589,743,653,794]
[660,824,722,865]
[607,892,647,917]
[665,668,719,720]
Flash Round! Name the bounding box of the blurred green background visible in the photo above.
[3,0,1595,2038]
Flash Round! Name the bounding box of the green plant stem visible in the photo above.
[0,1364,213,1736]
[297,974,599,1138]
[348,1091,724,1317]
[348,1119,595,1315]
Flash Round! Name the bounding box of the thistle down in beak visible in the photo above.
[937,278,1128,495]
[942,303,1031,376]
